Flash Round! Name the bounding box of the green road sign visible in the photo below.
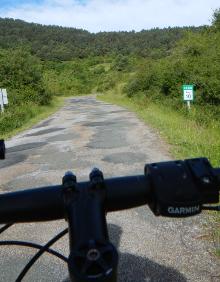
[182,85,194,101]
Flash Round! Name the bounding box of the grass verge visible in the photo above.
[0,96,66,140]
[98,91,220,257]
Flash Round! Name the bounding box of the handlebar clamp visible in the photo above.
[68,240,118,282]
[89,168,105,190]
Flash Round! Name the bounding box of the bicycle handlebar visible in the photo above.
[0,175,149,223]
[0,157,219,224]
[0,157,219,282]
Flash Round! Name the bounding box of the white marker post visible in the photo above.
[2,89,8,105]
[0,89,9,113]
[0,89,4,113]
[182,85,194,110]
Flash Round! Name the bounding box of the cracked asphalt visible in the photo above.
[0,96,219,282]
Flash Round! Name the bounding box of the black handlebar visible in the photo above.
[0,157,219,224]
[0,175,150,224]
[0,157,219,282]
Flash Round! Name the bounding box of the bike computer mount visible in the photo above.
[145,158,219,217]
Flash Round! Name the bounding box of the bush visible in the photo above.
[0,48,51,106]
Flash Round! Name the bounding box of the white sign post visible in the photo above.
[182,85,194,110]
[0,89,8,113]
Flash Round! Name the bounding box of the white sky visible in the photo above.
[0,0,219,32]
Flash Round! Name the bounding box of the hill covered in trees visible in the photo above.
[0,18,202,60]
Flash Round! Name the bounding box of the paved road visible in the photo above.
[0,96,219,282]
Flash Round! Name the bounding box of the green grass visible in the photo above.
[0,96,66,139]
[98,91,220,257]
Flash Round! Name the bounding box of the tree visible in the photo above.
[212,8,220,30]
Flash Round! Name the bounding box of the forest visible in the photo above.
[0,17,202,60]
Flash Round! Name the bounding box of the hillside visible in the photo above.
[0,18,202,60]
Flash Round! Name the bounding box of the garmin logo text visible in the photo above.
[168,206,200,215]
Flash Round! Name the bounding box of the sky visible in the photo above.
[0,0,219,33]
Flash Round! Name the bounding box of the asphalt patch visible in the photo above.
[25,128,65,137]
[39,152,91,170]
[69,98,99,106]
[109,110,127,113]
[83,121,116,127]
[102,152,147,164]
[87,128,128,149]
[7,142,47,153]
[63,106,78,111]
[0,153,27,169]
[33,119,54,129]
[47,133,79,142]
[89,112,109,117]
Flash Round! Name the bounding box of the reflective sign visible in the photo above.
[182,85,194,101]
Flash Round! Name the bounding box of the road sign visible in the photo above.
[183,85,194,101]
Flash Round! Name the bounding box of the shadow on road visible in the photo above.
[63,223,186,282]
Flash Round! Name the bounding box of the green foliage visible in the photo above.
[112,55,130,71]
[0,48,52,135]
[97,72,118,92]
[212,8,220,30]
[92,65,106,75]
[0,18,201,61]
[0,48,51,106]
[43,59,100,96]
[123,22,220,119]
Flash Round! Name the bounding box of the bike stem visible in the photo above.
[63,169,118,282]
